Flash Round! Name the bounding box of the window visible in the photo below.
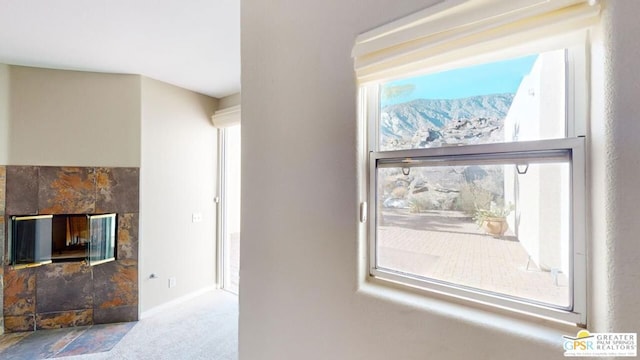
[356,0,597,325]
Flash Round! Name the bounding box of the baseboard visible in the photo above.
[140,285,218,319]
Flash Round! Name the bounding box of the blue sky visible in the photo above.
[381,55,538,108]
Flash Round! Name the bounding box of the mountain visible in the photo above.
[380,94,514,150]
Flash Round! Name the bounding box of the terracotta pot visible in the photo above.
[481,216,509,237]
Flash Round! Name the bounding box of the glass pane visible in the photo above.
[223,125,241,294]
[379,49,566,151]
[376,159,571,308]
[89,214,116,265]
[11,215,52,265]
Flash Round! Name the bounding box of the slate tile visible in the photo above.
[3,267,35,316]
[93,306,138,324]
[0,165,6,214]
[0,331,31,352]
[116,213,138,261]
[5,166,38,215]
[36,263,93,313]
[0,168,4,304]
[0,271,4,331]
[95,168,139,214]
[39,167,96,214]
[4,315,35,332]
[93,260,138,309]
[0,326,85,358]
[36,309,93,330]
[54,322,135,356]
[0,216,5,265]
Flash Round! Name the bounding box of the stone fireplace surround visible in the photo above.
[0,165,139,332]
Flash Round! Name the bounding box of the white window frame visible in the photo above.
[360,37,589,325]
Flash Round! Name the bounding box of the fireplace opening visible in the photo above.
[9,213,117,268]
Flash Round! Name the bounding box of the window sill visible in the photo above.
[356,275,582,344]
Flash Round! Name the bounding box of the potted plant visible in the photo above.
[473,202,514,237]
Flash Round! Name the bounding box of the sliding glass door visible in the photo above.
[219,125,241,294]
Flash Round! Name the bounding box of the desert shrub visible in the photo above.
[408,194,434,213]
[455,183,493,214]
[473,202,515,226]
[391,186,408,199]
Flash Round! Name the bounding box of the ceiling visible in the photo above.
[0,0,240,99]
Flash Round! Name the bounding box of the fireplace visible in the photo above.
[10,213,117,268]
[2,166,139,332]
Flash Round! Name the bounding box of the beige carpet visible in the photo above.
[53,289,238,360]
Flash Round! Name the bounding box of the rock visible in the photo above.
[383,198,408,209]
[426,129,442,142]
[463,165,488,182]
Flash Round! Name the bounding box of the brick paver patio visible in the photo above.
[377,208,569,307]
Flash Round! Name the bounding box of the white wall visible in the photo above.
[240,0,640,359]
[1,63,220,316]
[504,52,569,274]
[6,65,140,167]
[139,77,218,312]
[590,0,640,332]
